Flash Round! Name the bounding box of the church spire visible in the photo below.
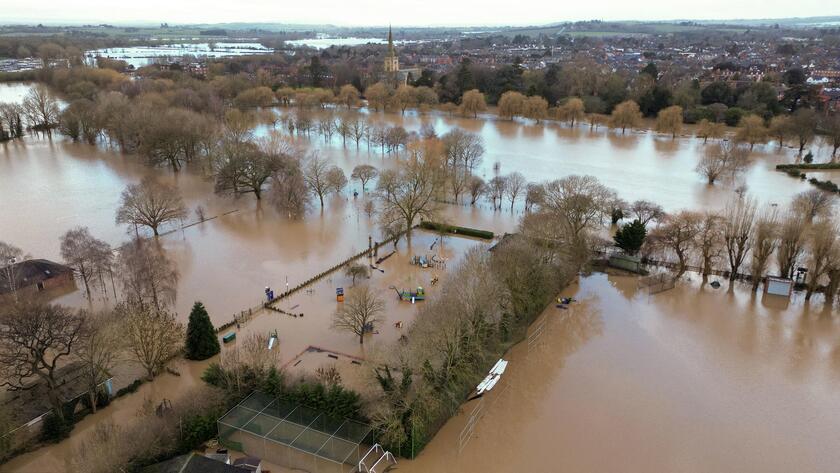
[387,24,395,56]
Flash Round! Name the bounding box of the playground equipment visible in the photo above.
[336,287,344,302]
[222,332,236,344]
[410,255,430,268]
[358,444,397,473]
[393,286,425,302]
[268,329,278,350]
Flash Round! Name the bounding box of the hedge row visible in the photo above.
[776,163,840,170]
[419,221,494,240]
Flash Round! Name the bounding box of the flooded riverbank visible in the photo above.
[401,274,840,473]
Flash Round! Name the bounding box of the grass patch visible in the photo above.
[419,221,494,240]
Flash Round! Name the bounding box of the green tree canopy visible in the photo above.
[614,219,647,256]
[185,302,220,360]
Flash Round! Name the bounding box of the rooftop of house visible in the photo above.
[0,360,110,428]
[142,453,251,473]
[0,259,73,295]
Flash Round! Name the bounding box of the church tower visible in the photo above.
[384,25,399,74]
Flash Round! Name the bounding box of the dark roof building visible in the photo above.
[142,453,251,473]
[0,259,74,296]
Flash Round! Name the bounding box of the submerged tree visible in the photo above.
[115,177,187,237]
[610,100,642,134]
[749,208,780,291]
[351,164,379,192]
[345,263,369,286]
[116,239,179,311]
[694,211,724,285]
[723,197,758,281]
[376,143,443,242]
[303,153,345,208]
[776,210,807,278]
[655,105,683,139]
[652,211,702,281]
[332,287,385,344]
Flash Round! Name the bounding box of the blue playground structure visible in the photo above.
[393,286,426,302]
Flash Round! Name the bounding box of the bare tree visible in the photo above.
[467,176,486,206]
[695,211,724,284]
[22,84,59,129]
[630,200,665,227]
[213,139,282,200]
[610,100,642,134]
[77,311,120,413]
[777,209,807,278]
[0,301,85,421]
[723,197,758,281]
[652,211,702,281]
[749,208,780,291]
[117,239,179,311]
[376,148,443,242]
[696,141,748,185]
[116,177,187,237]
[805,219,839,300]
[525,182,545,212]
[537,175,613,266]
[271,158,309,218]
[326,166,348,196]
[345,263,369,286]
[60,227,112,301]
[332,286,385,344]
[505,172,527,211]
[487,176,507,211]
[0,241,27,301]
[351,164,379,192]
[118,302,183,379]
[792,189,835,223]
[303,153,344,208]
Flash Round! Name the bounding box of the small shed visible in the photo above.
[764,276,793,297]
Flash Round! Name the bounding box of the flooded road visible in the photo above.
[401,274,840,473]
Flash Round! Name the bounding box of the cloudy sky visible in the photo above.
[4,0,838,26]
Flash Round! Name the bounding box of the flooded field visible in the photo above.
[84,43,274,68]
[2,80,839,472]
[402,274,840,473]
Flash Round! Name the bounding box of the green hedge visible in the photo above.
[776,163,840,170]
[419,221,494,240]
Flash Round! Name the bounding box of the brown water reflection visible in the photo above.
[401,274,840,473]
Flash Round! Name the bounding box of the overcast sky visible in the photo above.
[4,0,838,27]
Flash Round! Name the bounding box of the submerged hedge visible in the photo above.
[419,221,494,240]
[776,163,840,170]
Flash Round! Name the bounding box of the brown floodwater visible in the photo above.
[2,82,839,472]
[401,274,840,473]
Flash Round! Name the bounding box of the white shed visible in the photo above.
[765,276,793,297]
